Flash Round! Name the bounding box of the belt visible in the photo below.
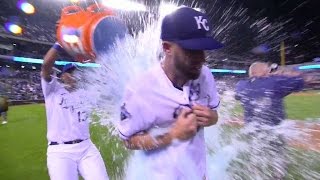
[49,139,86,145]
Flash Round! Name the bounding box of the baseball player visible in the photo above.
[0,95,8,125]
[117,7,222,179]
[41,42,108,180]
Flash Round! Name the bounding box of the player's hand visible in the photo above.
[192,104,218,127]
[169,109,197,141]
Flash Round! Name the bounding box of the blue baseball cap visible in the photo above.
[161,7,223,50]
[62,63,77,74]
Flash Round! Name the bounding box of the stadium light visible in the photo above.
[17,1,35,14]
[102,0,147,12]
[5,23,22,35]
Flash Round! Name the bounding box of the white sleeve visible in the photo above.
[203,67,220,110]
[117,86,156,140]
[41,76,57,98]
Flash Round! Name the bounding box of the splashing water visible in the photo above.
[70,1,320,179]
[206,89,320,179]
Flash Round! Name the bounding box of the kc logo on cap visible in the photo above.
[194,16,210,31]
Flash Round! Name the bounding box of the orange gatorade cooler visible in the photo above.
[56,4,128,62]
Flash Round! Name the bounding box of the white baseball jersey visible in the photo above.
[118,63,220,179]
[41,77,90,143]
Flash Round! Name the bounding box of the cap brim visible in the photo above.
[62,64,77,73]
[175,37,223,50]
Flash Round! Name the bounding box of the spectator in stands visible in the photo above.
[0,67,44,101]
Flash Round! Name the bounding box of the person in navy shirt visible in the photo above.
[235,61,318,179]
[235,62,306,125]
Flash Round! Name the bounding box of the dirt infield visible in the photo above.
[224,120,320,152]
[291,91,320,96]
[288,122,320,151]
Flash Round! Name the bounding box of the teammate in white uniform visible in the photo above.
[118,7,223,179]
[41,43,109,180]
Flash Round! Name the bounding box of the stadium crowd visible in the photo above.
[0,17,55,43]
[0,67,43,101]
[0,64,318,102]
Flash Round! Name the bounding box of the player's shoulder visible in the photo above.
[41,75,57,86]
[235,79,250,90]
[199,65,214,80]
[41,76,66,95]
[201,65,211,75]
[198,66,215,83]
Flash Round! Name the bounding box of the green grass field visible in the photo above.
[0,92,319,180]
[285,92,320,120]
[0,104,128,180]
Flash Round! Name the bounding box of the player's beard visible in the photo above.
[186,66,202,80]
[174,56,202,80]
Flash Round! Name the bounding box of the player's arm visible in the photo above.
[302,73,320,85]
[124,132,173,150]
[273,68,318,86]
[272,67,301,77]
[276,75,304,95]
[123,109,198,150]
[41,43,61,82]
